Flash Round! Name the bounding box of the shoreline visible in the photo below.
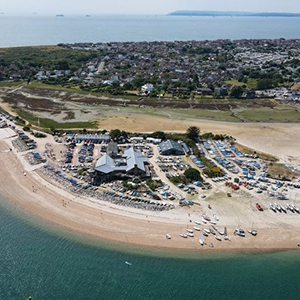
[1,127,300,253]
[1,190,299,258]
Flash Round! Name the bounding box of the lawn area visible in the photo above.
[0,80,25,88]
[164,108,239,122]
[27,81,89,94]
[27,81,141,100]
[17,110,97,130]
[225,79,257,90]
[235,106,300,123]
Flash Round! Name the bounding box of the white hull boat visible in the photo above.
[269,203,276,212]
[280,204,286,213]
[199,231,205,246]
[293,205,300,213]
[224,227,229,240]
[213,214,219,221]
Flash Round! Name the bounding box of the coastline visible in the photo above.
[1,126,300,253]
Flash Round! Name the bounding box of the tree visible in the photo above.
[257,79,273,90]
[150,131,166,140]
[110,129,121,141]
[230,86,244,98]
[186,126,200,142]
[184,168,202,182]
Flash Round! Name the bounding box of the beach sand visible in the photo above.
[1,124,300,252]
[99,114,300,163]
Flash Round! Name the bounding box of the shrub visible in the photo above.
[23,126,30,131]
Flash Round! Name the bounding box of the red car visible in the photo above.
[256,203,263,211]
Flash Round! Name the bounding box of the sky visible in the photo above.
[1,0,300,15]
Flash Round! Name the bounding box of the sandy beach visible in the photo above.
[1,123,300,252]
[99,114,300,163]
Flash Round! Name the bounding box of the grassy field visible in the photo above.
[235,106,300,123]
[17,110,97,130]
[0,81,25,88]
[27,81,89,94]
[267,162,300,180]
[225,79,258,90]
[27,81,142,100]
[291,81,300,91]
[97,105,300,123]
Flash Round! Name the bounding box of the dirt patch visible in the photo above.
[63,111,75,120]
[267,162,300,181]
[234,142,278,162]
[1,93,63,113]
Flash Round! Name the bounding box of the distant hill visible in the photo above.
[168,11,300,17]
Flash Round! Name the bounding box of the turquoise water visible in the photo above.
[0,194,300,300]
[1,15,300,47]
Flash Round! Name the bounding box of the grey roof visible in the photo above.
[76,133,110,141]
[94,147,148,174]
[159,140,184,154]
[124,147,148,172]
[94,154,126,174]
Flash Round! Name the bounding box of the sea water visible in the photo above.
[0,15,300,48]
[0,193,300,300]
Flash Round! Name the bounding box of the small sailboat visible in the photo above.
[235,228,245,237]
[193,226,201,231]
[215,235,222,241]
[186,229,194,234]
[269,203,276,212]
[293,204,300,213]
[213,214,219,221]
[203,215,211,221]
[287,204,294,212]
[125,261,132,266]
[199,231,205,246]
[209,229,216,235]
[204,229,210,234]
[187,233,194,238]
[224,227,229,240]
[166,233,171,239]
[194,221,201,225]
[280,204,287,213]
[180,233,188,238]
[275,203,282,212]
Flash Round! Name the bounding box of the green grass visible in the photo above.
[16,110,97,130]
[235,106,300,123]
[225,78,258,90]
[0,80,25,87]
[85,104,300,123]
[27,81,142,100]
[27,81,89,94]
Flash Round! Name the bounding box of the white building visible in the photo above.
[141,83,154,93]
